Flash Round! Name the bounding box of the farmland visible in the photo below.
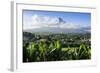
[23,32,91,62]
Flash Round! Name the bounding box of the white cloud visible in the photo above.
[32,14,59,26]
[23,14,89,30]
[59,23,83,29]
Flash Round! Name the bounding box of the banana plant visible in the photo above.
[38,41,47,61]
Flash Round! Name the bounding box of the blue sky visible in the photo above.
[23,10,91,30]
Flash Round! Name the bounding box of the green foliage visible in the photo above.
[23,32,91,62]
[23,42,91,62]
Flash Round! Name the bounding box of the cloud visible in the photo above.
[32,14,60,26]
[23,14,61,30]
[59,23,81,29]
[23,14,90,31]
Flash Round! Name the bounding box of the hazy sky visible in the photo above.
[23,10,91,30]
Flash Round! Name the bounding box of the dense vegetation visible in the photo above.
[23,32,91,62]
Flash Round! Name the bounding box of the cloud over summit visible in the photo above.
[23,14,90,32]
[32,14,61,26]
